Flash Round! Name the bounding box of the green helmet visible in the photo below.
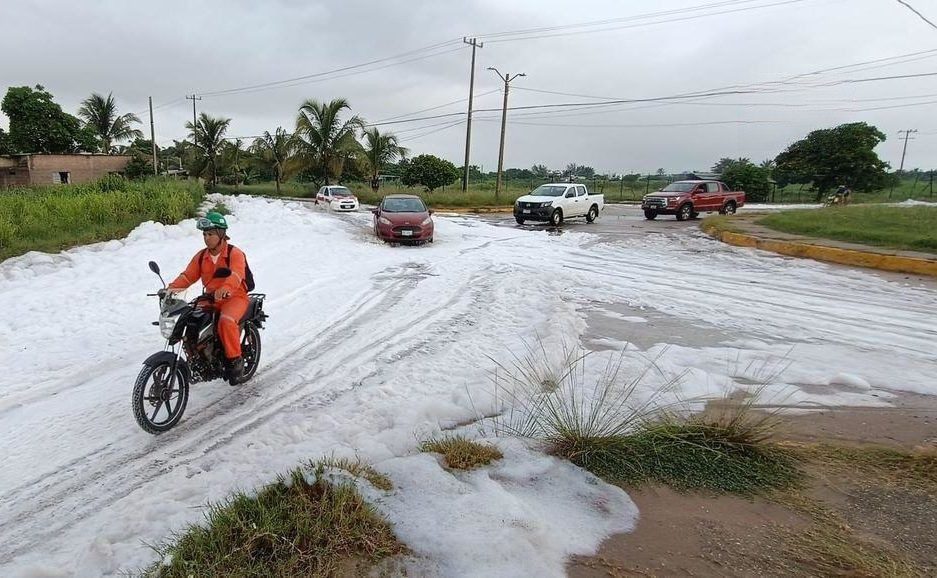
[197,212,228,231]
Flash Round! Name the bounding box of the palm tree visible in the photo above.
[77,92,144,153]
[294,98,364,185]
[186,112,231,188]
[362,127,408,192]
[251,127,293,195]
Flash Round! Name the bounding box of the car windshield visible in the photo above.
[661,183,697,192]
[330,187,353,197]
[382,198,426,213]
[530,185,568,197]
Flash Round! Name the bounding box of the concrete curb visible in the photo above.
[431,206,515,214]
[703,225,937,277]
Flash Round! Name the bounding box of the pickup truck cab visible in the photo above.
[642,180,745,221]
[514,183,604,226]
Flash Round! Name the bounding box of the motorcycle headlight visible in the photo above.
[160,315,177,339]
[378,216,392,225]
[421,216,433,226]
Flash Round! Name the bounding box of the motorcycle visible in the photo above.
[824,193,844,207]
[132,260,268,434]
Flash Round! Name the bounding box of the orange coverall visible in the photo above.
[168,240,249,359]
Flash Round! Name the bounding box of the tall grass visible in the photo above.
[0,176,203,261]
[490,342,800,494]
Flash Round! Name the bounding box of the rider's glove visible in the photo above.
[213,288,231,300]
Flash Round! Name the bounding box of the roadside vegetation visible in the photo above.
[0,177,202,261]
[145,458,403,577]
[491,346,799,494]
[494,343,935,575]
[758,205,937,253]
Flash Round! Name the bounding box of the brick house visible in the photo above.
[0,153,133,188]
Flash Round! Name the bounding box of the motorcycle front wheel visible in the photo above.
[240,324,262,382]
[132,359,190,434]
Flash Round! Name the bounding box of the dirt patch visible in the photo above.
[568,486,810,578]
[775,392,937,449]
[569,402,937,577]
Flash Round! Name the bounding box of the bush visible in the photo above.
[401,154,460,191]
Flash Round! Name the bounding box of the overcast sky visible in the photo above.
[1,0,935,174]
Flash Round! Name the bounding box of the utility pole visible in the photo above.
[148,97,158,175]
[488,67,525,201]
[892,129,917,198]
[186,94,202,147]
[898,129,918,172]
[461,37,483,193]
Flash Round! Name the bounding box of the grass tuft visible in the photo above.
[146,462,403,577]
[559,417,800,493]
[312,456,394,491]
[492,342,799,494]
[420,435,503,470]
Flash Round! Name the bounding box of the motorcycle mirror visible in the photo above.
[213,267,232,279]
[149,261,167,287]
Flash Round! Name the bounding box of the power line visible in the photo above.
[477,0,811,44]
[895,0,937,30]
[198,40,462,98]
[473,0,801,42]
[372,89,499,124]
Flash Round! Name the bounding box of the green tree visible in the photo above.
[1,85,97,153]
[123,154,152,180]
[775,122,890,200]
[531,164,549,178]
[362,127,408,191]
[0,128,10,155]
[294,98,364,185]
[77,92,143,153]
[720,159,772,202]
[250,128,293,194]
[186,112,231,188]
[401,154,460,191]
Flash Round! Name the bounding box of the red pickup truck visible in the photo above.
[641,180,745,221]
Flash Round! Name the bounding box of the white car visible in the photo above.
[315,185,359,212]
[514,183,604,226]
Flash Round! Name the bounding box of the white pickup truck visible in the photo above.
[513,183,604,226]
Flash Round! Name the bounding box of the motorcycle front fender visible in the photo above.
[143,351,191,383]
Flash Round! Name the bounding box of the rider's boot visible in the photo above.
[226,356,245,385]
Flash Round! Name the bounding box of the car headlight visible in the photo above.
[159,315,177,339]
[541,201,553,207]
[668,198,677,204]
[378,217,392,225]
[421,216,433,226]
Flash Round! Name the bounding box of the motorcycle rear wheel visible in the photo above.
[132,360,190,434]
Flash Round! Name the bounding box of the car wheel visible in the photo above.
[677,204,692,221]
[550,209,563,227]
[586,205,599,223]
[721,201,737,215]
[515,217,525,225]
[644,210,658,220]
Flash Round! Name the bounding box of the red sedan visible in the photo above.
[372,194,435,244]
